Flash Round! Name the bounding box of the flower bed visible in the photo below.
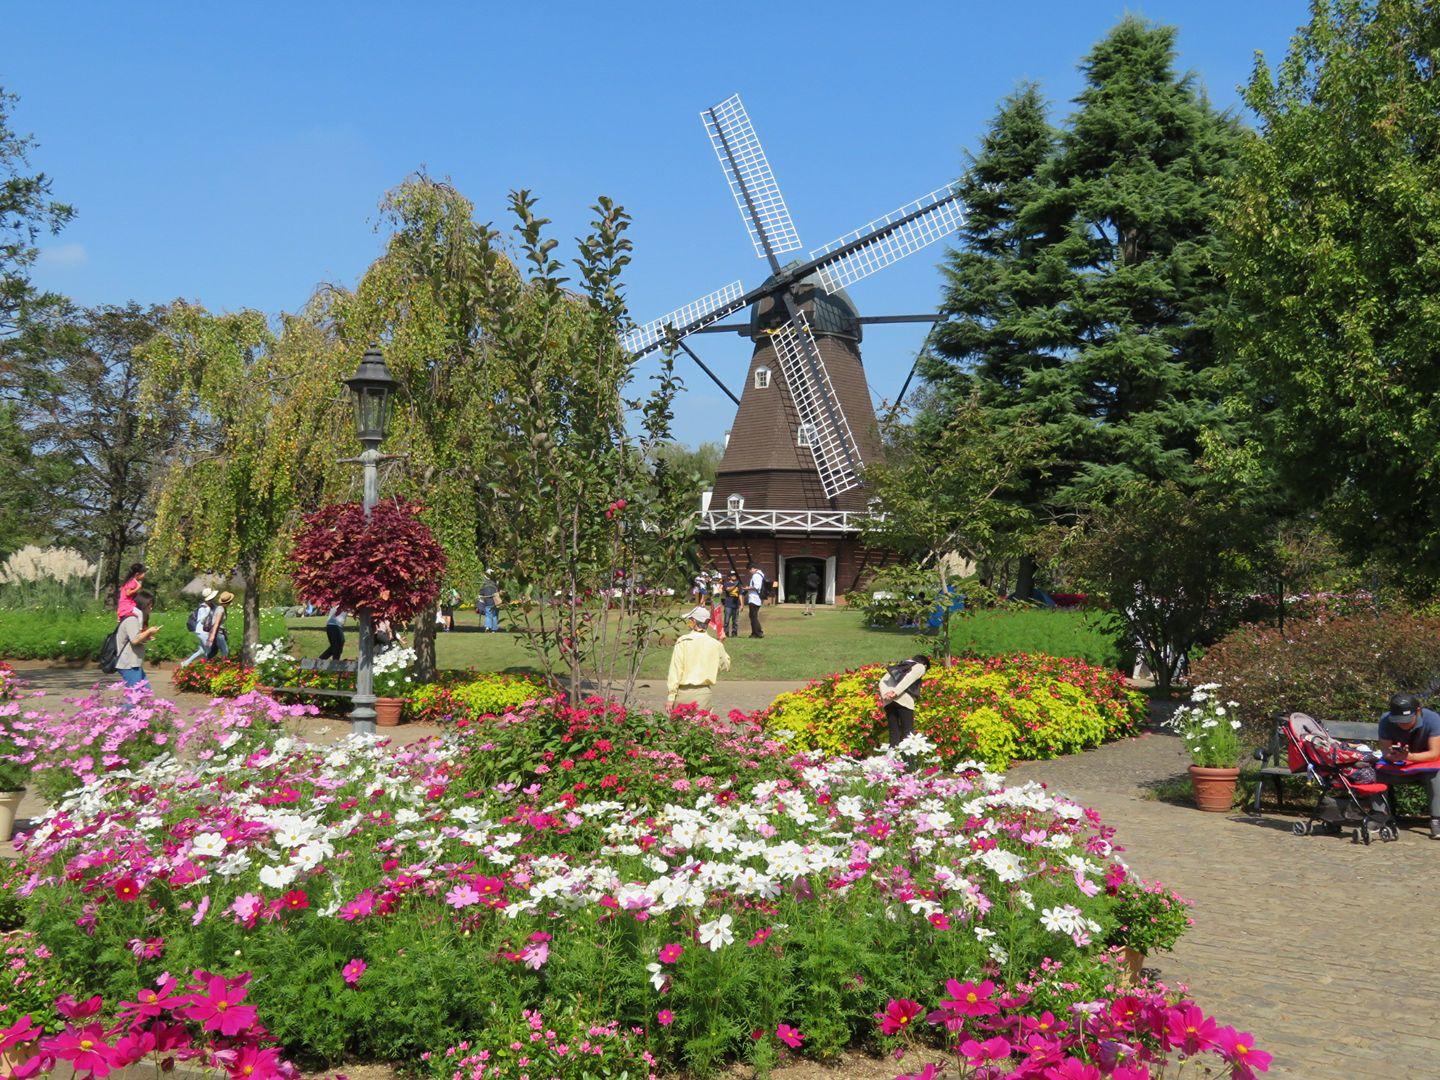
[407,671,551,724]
[170,657,261,697]
[4,686,1203,1071]
[763,654,1146,768]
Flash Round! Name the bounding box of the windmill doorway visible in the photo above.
[780,556,832,605]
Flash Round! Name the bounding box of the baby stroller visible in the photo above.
[1282,712,1399,845]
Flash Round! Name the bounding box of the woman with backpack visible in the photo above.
[206,591,233,659]
[115,591,161,689]
[180,588,219,667]
[878,654,930,748]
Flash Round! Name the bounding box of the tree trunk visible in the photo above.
[414,598,438,681]
[1013,555,1035,602]
[239,557,261,665]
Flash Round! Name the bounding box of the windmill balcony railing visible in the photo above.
[696,508,882,534]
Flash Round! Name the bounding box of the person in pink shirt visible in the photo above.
[116,563,147,619]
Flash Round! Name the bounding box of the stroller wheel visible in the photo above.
[1379,825,1398,842]
[1356,821,1372,846]
[1292,821,1308,836]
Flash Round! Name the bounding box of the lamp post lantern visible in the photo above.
[343,344,397,736]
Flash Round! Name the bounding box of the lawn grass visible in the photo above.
[284,605,1125,683]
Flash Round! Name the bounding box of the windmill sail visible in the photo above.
[702,94,803,263]
[808,183,965,293]
[621,280,746,357]
[768,312,863,500]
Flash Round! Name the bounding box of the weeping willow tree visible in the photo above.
[139,299,349,661]
[330,176,500,680]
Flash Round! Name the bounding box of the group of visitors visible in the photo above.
[476,576,502,632]
[689,563,771,640]
[180,585,232,666]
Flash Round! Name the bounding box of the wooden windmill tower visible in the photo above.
[624,93,964,603]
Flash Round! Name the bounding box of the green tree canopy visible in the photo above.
[1223,0,1440,592]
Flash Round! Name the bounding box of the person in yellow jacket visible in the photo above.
[667,606,731,710]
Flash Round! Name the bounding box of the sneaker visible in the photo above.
[1431,818,1440,840]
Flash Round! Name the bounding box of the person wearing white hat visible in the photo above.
[667,606,731,711]
[180,587,220,667]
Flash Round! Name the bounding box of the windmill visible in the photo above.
[625,93,965,603]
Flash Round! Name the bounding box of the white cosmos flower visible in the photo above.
[646,962,666,991]
[191,832,227,858]
[698,913,735,951]
[258,864,297,889]
[978,848,1026,883]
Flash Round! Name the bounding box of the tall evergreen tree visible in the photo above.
[922,84,1074,594]
[1041,17,1245,503]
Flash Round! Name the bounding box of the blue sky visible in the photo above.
[10,1,1305,446]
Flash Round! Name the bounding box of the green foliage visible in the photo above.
[0,83,74,341]
[1191,611,1440,739]
[140,299,349,662]
[0,607,284,662]
[1102,878,1192,955]
[407,672,549,724]
[950,607,1128,669]
[1223,0,1440,593]
[1065,481,1267,692]
[763,654,1145,768]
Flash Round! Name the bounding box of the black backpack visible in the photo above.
[186,605,213,633]
[98,621,122,674]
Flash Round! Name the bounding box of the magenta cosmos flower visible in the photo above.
[1215,1027,1272,1077]
[48,1023,117,1078]
[876,998,922,1036]
[775,1024,804,1048]
[342,958,367,986]
[657,1009,675,1027]
[658,943,684,964]
[179,973,259,1036]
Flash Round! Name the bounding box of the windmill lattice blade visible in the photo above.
[621,280,746,357]
[809,182,965,292]
[769,312,863,500]
[702,94,803,260]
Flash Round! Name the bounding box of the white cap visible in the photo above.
[685,606,711,624]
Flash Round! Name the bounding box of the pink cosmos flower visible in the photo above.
[126,937,165,960]
[48,1023,116,1077]
[960,1035,1011,1064]
[0,1015,40,1052]
[1215,1027,1272,1076]
[876,998,922,1036]
[928,913,950,930]
[657,1009,675,1027]
[179,972,259,1036]
[446,883,481,909]
[228,1045,290,1080]
[775,1024,804,1048]
[342,958,367,986]
[339,890,376,921]
[747,927,772,947]
[191,895,211,926]
[230,893,262,923]
[118,982,178,1021]
[928,979,998,1030]
[1164,1004,1219,1054]
[1044,1059,1102,1080]
[55,994,103,1020]
[658,943,684,964]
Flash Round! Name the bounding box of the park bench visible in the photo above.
[272,658,357,707]
[1251,716,1378,815]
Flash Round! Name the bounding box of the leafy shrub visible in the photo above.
[291,498,447,623]
[422,1008,658,1080]
[1101,876,1193,955]
[1191,612,1440,737]
[763,653,1145,768]
[407,672,550,724]
[170,657,260,697]
[950,608,1129,669]
[0,608,285,662]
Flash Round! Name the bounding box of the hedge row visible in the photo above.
[0,609,286,663]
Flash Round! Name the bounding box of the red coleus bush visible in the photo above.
[290,499,447,623]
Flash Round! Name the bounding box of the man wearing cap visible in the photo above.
[180,588,219,667]
[667,606,731,711]
[1379,693,1440,839]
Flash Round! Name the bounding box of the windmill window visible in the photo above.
[727,493,744,513]
[753,367,771,390]
[796,423,816,448]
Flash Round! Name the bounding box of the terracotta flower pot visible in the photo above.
[0,788,24,843]
[1120,946,1146,986]
[1188,765,1240,813]
[375,697,405,727]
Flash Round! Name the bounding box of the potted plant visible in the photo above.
[372,646,417,727]
[1167,683,1243,811]
[253,637,297,693]
[0,731,29,843]
[1102,874,1193,983]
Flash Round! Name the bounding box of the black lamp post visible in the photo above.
[343,344,396,735]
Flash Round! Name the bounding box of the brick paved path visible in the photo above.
[1010,721,1440,1079]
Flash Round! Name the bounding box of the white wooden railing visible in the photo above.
[696,508,881,534]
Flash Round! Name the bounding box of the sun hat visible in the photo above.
[201,587,219,603]
[217,591,236,605]
[685,606,711,624]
